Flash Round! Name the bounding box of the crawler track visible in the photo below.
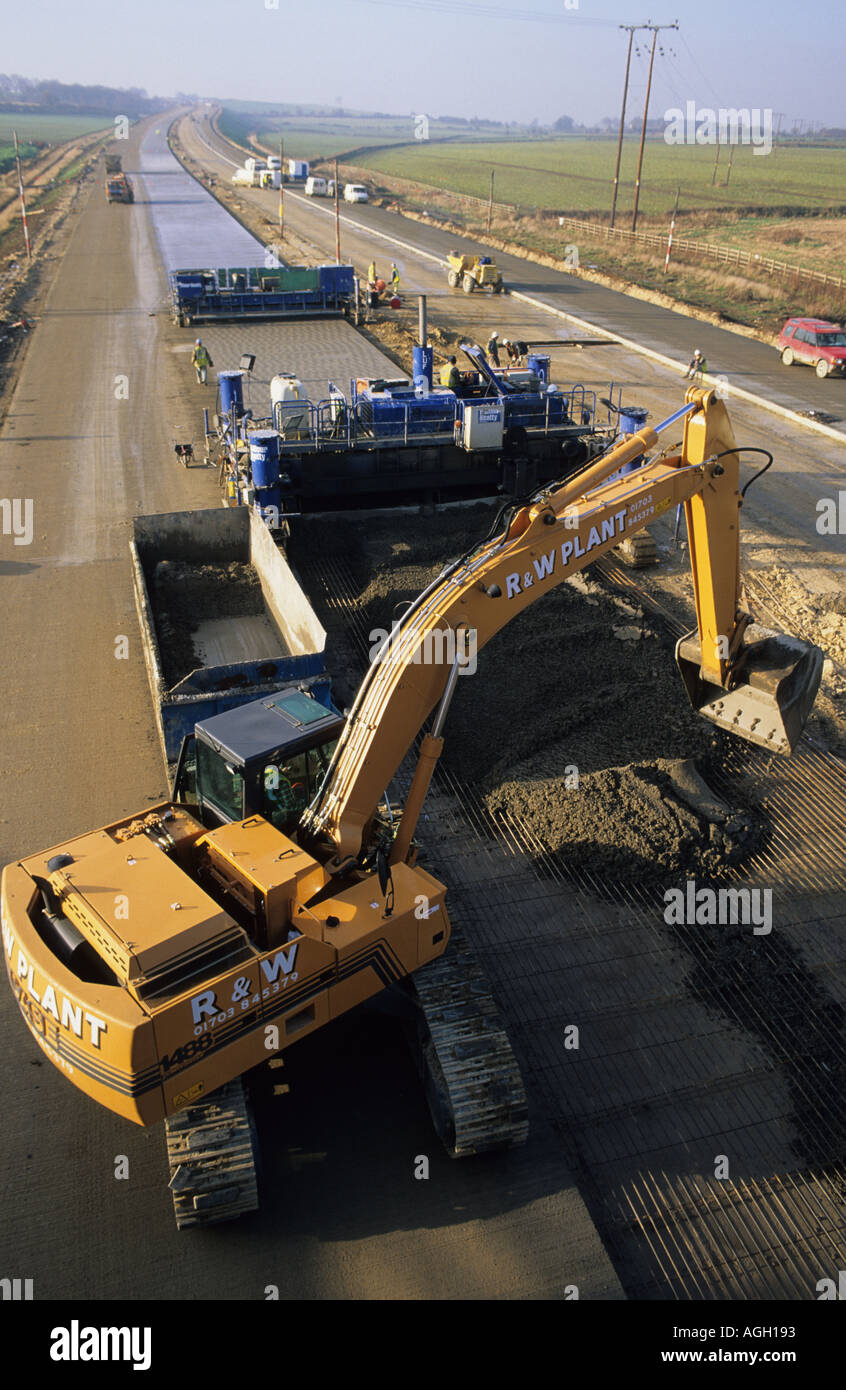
[165,1077,259,1230]
[409,919,529,1155]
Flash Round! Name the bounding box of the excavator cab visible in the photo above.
[173,686,343,835]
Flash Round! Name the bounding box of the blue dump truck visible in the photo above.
[130,507,330,771]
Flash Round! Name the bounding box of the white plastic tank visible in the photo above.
[271,373,309,438]
[271,373,305,406]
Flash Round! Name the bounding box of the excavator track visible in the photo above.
[408,920,529,1156]
[164,1077,259,1230]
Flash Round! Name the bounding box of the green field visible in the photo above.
[0,112,111,145]
[219,105,522,164]
[350,138,846,219]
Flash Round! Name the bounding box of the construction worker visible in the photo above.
[503,338,518,365]
[367,260,377,286]
[390,262,400,294]
[262,759,307,829]
[486,331,501,368]
[192,338,213,385]
[439,355,461,393]
[686,349,707,381]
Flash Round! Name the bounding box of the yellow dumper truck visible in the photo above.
[446,252,504,294]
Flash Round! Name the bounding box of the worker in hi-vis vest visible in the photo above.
[192,339,214,385]
[439,356,461,392]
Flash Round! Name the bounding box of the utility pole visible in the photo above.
[13,131,31,260]
[664,185,679,273]
[724,142,735,187]
[334,158,341,264]
[631,21,679,234]
[711,139,720,185]
[610,25,638,228]
[487,168,494,233]
[278,135,284,240]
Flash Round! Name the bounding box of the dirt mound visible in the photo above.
[487,757,761,886]
[444,574,728,787]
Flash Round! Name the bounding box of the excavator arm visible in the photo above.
[301,390,822,866]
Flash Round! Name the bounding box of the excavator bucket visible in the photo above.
[675,624,823,756]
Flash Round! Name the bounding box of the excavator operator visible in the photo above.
[262,755,308,830]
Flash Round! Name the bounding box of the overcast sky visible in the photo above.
[4,0,845,127]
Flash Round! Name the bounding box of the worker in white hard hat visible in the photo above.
[486,331,501,368]
[685,348,707,381]
[192,338,214,385]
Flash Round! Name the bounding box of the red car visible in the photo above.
[777,317,846,379]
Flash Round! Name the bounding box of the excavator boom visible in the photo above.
[302,390,822,864]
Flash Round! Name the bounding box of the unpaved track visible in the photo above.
[0,117,622,1301]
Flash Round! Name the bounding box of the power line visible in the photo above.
[358,0,622,24]
[631,22,679,232]
[678,31,725,108]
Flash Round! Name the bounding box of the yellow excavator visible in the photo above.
[1,390,823,1228]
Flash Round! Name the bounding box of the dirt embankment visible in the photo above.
[289,510,762,886]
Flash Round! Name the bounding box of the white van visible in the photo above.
[344,183,368,203]
[305,176,328,197]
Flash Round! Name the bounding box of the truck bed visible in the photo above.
[131,507,326,766]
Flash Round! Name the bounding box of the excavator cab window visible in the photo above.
[262,752,309,832]
[261,739,339,833]
[173,734,198,807]
[307,739,337,789]
[196,739,245,825]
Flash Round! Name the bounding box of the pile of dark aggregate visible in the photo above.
[151,559,266,686]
